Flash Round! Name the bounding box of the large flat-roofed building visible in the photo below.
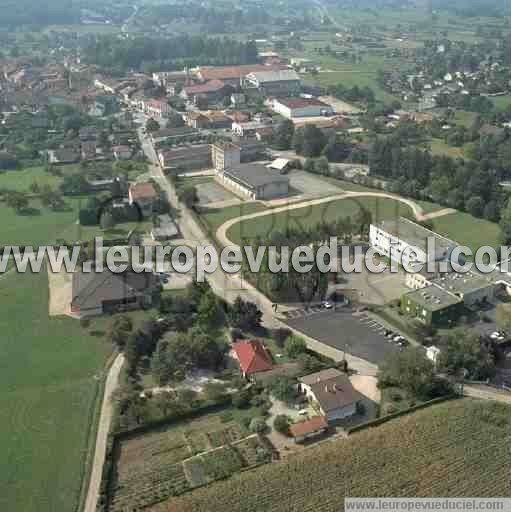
[196,64,283,86]
[158,144,213,173]
[244,69,301,96]
[217,163,289,200]
[272,97,334,119]
[401,285,461,326]
[370,217,456,267]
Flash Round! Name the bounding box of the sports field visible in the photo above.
[166,399,511,512]
[226,197,412,246]
[0,268,112,512]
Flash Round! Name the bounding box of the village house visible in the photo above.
[298,369,364,422]
[211,142,241,171]
[232,339,273,380]
[145,99,172,119]
[128,182,158,216]
[180,80,227,104]
[289,415,329,444]
[81,141,97,161]
[112,145,132,161]
[184,111,211,130]
[48,148,80,165]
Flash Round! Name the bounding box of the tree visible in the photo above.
[315,156,329,175]
[178,185,198,209]
[100,211,116,231]
[273,414,291,435]
[228,297,262,331]
[268,375,297,404]
[249,417,267,433]
[197,291,224,329]
[273,119,295,150]
[272,328,292,348]
[377,346,437,399]
[5,191,29,213]
[146,118,160,133]
[107,315,133,347]
[203,382,228,401]
[438,328,496,380]
[301,125,326,157]
[285,335,307,359]
[168,112,185,128]
[496,303,511,332]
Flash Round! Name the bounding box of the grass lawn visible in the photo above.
[0,166,68,192]
[0,197,83,247]
[0,268,112,512]
[227,197,412,245]
[429,138,465,159]
[454,110,477,128]
[170,399,511,511]
[491,94,511,112]
[432,212,501,252]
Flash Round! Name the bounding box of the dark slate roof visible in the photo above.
[223,163,289,191]
[71,269,156,310]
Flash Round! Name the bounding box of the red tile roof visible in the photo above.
[183,79,226,95]
[289,416,328,438]
[129,182,157,200]
[276,97,329,109]
[233,340,273,375]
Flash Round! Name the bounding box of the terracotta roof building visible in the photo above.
[233,339,273,378]
[289,415,328,443]
[299,369,363,422]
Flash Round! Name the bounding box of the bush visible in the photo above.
[249,417,267,434]
[285,336,307,359]
[231,328,243,341]
[272,327,292,348]
[273,415,291,435]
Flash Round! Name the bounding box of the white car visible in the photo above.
[322,301,333,309]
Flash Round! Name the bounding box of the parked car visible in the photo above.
[322,301,333,309]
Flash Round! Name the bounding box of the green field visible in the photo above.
[429,138,465,159]
[0,268,112,512]
[432,212,501,252]
[169,399,511,512]
[226,197,412,245]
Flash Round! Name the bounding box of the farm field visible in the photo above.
[226,197,413,245]
[0,268,112,512]
[431,211,501,253]
[165,399,511,512]
[109,412,272,511]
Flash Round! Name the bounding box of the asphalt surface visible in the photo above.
[286,309,400,366]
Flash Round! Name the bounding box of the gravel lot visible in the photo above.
[196,181,236,205]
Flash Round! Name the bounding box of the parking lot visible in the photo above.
[288,170,343,198]
[285,308,402,366]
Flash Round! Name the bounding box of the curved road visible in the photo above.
[84,354,125,512]
[216,190,455,248]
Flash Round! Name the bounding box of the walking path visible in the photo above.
[84,354,125,512]
[216,190,455,248]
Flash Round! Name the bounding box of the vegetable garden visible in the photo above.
[165,400,511,512]
[108,413,272,511]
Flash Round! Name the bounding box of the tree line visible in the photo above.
[84,35,259,73]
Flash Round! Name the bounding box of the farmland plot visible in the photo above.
[167,400,511,512]
[108,414,271,512]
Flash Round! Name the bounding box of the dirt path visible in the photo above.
[84,354,125,512]
[47,252,72,316]
[464,384,511,403]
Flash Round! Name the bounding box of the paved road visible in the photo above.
[84,353,125,512]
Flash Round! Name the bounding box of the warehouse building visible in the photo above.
[216,163,289,200]
[244,69,301,96]
[272,97,334,119]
